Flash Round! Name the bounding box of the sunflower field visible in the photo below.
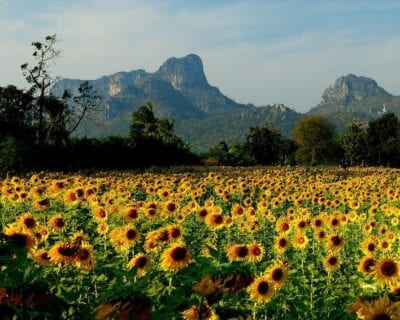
[1,167,400,319]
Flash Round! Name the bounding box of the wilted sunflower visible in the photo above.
[34,249,52,266]
[3,225,36,250]
[372,257,400,285]
[348,294,400,320]
[127,253,151,277]
[226,244,249,262]
[248,276,275,303]
[358,256,376,275]
[160,243,190,272]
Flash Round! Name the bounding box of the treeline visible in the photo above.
[0,35,197,172]
[203,112,400,167]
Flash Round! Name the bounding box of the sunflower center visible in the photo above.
[22,217,35,229]
[167,203,176,212]
[331,236,342,246]
[331,219,338,226]
[272,268,283,281]
[38,199,50,206]
[298,221,306,228]
[279,238,287,247]
[328,257,337,265]
[251,247,261,256]
[126,229,137,240]
[363,258,376,272]
[199,209,208,217]
[79,249,90,260]
[136,257,148,268]
[171,247,188,261]
[212,215,223,224]
[235,246,248,258]
[372,313,391,320]
[41,252,50,260]
[8,233,28,248]
[58,244,79,257]
[127,209,138,219]
[281,223,289,231]
[55,218,65,228]
[170,228,181,238]
[368,244,376,251]
[257,281,269,295]
[381,261,397,276]
[315,220,322,227]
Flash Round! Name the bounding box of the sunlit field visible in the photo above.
[2,167,400,319]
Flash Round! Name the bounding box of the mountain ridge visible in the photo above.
[52,54,399,150]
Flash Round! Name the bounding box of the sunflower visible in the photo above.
[127,253,151,277]
[92,207,107,222]
[109,225,140,252]
[97,223,109,235]
[205,212,225,230]
[226,244,249,262]
[361,237,379,256]
[275,217,291,235]
[197,207,209,220]
[194,275,220,295]
[163,200,179,216]
[160,243,190,272]
[247,243,264,262]
[17,212,37,233]
[48,241,80,265]
[323,255,340,273]
[167,225,183,242]
[358,256,376,275]
[274,236,289,253]
[267,263,288,289]
[293,233,309,250]
[95,302,120,320]
[123,206,140,221]
[248,276,275,303]
[64,190,79,205]
[49,215,67,233]
[326,234,344,252]
[76,242,95,271]
[3,224,36,250]
[348,294,400,320]
[372,258,400,285]
[34,249,52,266]
[33,198,50,210]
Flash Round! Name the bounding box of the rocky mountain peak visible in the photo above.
[155,54,209,90]
[320,74,391,106]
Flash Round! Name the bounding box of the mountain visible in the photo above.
[308,74,400,131]
[52,56,400,151]
[52,54,300,150]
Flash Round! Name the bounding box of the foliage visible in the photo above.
[367,113,400,167]
[340,121,367,167]
[293,116,339,165]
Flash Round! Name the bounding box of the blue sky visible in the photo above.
[1,0,400,112]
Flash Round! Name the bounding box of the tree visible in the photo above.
[340,121,367,166]
[244,125,284,165]
[130,102,184,147]
[0,85,35,142]
[293,116,338,165]
[21,34,61,145]
[367,113,400,166]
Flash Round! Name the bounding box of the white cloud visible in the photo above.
[0,0,399,112]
